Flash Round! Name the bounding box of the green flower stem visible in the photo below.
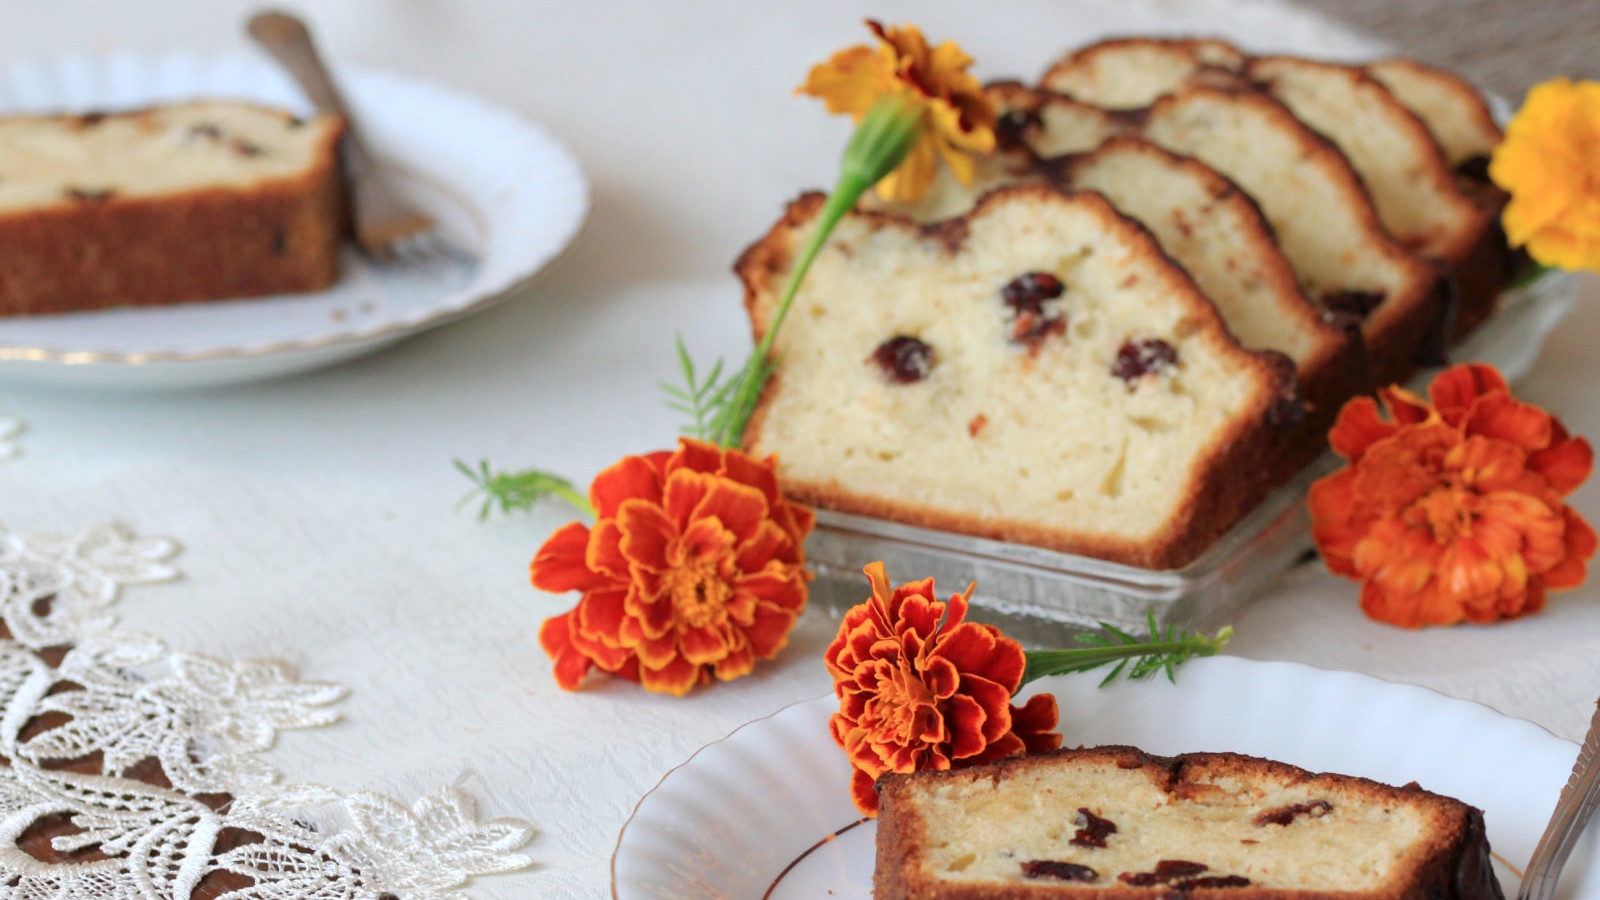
[454,459,595,520]
[712,95,925,448]
[1020,624,1232,689]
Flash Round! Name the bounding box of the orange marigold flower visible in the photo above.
[1490,78,1600,272]
[825,562,1061,815]
[532,439,814,696]
[799,19,996,203]
[1310,363,1596,628]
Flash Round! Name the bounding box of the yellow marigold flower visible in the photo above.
[1490,78,1600,272]
[799,20,996,203]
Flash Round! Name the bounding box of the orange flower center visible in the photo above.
[668,557,731,629]
[1406,484,1481,544]
[869,657,937,747]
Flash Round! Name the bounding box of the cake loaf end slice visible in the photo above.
[874,746,1505,900]
[0,100,346,316]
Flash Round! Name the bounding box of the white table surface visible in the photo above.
[2,1,1597,897]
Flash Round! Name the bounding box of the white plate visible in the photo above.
[612,656,1599,899]
[0,52,589,388]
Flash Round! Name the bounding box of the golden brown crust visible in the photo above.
[736,184,1293,571]
[1449,193,1515,339]
[1040,36,1247,102]
[874,746,1504,900]
[0,109,345,316]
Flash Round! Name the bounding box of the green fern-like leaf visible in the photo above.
[454,459,593,520]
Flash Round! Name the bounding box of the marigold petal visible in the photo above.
[799,45,892,118]
[1379,385,1433,427]
[1546,509,1600,589]
[585,517,631,579]
[1466,393,1552,451]
[634,632,681,670]
[736,566,807,615]
[962,732,1026,767]
[743,599,800,659]
[529,522,598,593]
[734,520,790,572]
[1328,396,1396,461]
[615,501,675,572]
[1433,536,1503,602]
[712,645,756,682]
[943,693,991,760]
[935,622,1025,691]
[639,653,704,696]
[590,453,666,518]
[691,475,772,543]
[958,674,1016,743]
[850,767,882,816]
[538,611,595,691]
[665,435,718,469]
[1530,433,1595,495]
[1429,363,1508,422]
[893,583,945,635]
[1012,694,1063,752]
[573,586,629,644]
[721,445,784,501]
[677,623,731,666]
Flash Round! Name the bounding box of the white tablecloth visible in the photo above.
[3,2,1596,897]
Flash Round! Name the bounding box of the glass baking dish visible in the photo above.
[803,270,1580,646]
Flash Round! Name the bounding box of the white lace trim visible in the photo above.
[0,416,21,460]
[0,522,535,899]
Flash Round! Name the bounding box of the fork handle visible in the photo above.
[246,11,380,180]
[247,11,349,116]
[247,9,428,254]
[1518,700,1600,900]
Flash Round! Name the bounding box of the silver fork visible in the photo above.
[1518,699,1600,900]
[247,10,462,264]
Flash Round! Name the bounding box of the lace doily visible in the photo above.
[0,522,535,899]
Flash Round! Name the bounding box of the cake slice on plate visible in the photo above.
[0,100,346,316]
[874,745,1505,899]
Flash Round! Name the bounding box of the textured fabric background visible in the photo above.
[1299,0,1600,100]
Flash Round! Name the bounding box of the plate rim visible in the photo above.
[0,50,591,369]
[610,655,1580,898]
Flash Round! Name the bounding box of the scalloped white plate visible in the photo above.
[612,657,1599,899]
[0,53,589,388]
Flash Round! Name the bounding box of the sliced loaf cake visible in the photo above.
[1017,85,1442,387]
[874,745,1505,899]
[736,185,1297,569]
[1041,37,1509,337]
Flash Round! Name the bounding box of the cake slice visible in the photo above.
[736,184,1297,569]
[0,100,346,316]
[1018,86,1443,387]
[1367,59,1504,174]
[874,745,1505,899]
[1056,138,1367,475]
[1041,37,1508,337]
[871,102,1365,478]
